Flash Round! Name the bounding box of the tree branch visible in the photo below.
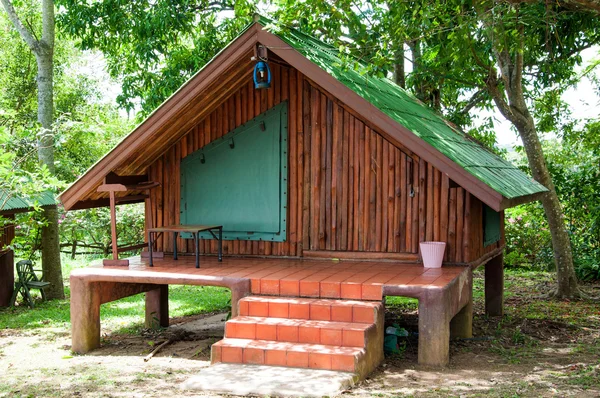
[459,89,488,116]
[504,0,600,15]
[511,13,524,97]
[485,73,516,123]
[0,0,40,53]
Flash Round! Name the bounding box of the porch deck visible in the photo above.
[70,256,473,367]
[101,256,466,299]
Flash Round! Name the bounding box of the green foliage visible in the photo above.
[273,0,600,151]
[56,0,257,117]
[53,103,135,183]
[0,128,61,251]
[504,203,553,271]
[505,123,600,280]
[1,4,135,256]
[58,204,146,257]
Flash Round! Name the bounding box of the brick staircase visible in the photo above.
[211,296,384,378]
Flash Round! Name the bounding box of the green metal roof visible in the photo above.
[259,17,547,200]
[0,190,56,214]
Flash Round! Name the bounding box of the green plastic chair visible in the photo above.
[10,260,50,308]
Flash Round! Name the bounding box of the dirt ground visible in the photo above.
[1,274,599,397]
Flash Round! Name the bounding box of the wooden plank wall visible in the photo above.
[146,63,498,264]
[0,215,15,253]
[467,198,505,261]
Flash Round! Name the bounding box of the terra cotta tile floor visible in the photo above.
[108,256,465,301]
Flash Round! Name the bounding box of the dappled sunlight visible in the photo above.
[183,363,355,396]
[356,366,515,395]
[0,332,213,397]
[353,356,600,396]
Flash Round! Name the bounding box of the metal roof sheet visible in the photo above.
[0,190,56,214]
[260,17,547,200]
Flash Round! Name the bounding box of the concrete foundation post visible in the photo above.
[450,271,473,339]
[145,285,169,328]
[230,280,251,318]
[418,290,450,367]
[450,298,473,339]
[70,277,102,353]
[485,253,504,317]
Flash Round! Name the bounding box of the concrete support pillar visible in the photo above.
[485,253,504,317]
[71,277,158,354]
[450,271,473,339]
[70,277,102,353]
[418,291,450,367]
[145,285,169,328]
[230,280,251,318]
[450,298,473,339]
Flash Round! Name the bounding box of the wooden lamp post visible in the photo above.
[97,172,159,266]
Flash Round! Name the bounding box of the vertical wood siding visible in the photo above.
[147,63,500,264]
[0,215,15,253]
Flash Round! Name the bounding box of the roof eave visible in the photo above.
[499,191,547,211]
[58,23,263,211]
[0,204,56,216]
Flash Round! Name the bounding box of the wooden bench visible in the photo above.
[147,225,223,268]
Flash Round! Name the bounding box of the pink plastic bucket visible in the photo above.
[419,241,446,268]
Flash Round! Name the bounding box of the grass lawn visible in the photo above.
[1,256,599,397]
[0,255,231,333]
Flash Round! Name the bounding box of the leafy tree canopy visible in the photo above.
[56,0,257,117]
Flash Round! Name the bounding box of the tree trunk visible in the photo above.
[511,117,579,298]
[393,46,406,88]
[478,3,580,298]
[1,0,65,299]
[36,52,55,170]
[42,205,64,298]
[408,40,427,102]
[487,73,580,299]
[35,19,63,299]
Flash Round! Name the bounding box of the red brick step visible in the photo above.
[238,296,380,323]
[212,338,366,372]
[212,295,384,377]
[225,316,374,347]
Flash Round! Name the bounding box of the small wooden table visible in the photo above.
[147,225,223,268]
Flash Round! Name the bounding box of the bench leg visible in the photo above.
[450,296,473,339]
[71,277,102,353]
[418,291,450,367]
[145,285,169,328]
[485,253,504,317]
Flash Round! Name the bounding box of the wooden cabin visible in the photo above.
[60,16,547,378]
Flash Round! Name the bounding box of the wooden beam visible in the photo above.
[116,243,147,253]
[104,172,148,185]
[499,191,546,211]
[109,191,118,261]
[303,250,419,262]
[97,181,160,193]
[68,195,148,210]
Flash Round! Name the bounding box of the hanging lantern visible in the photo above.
[253,60,271,89]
